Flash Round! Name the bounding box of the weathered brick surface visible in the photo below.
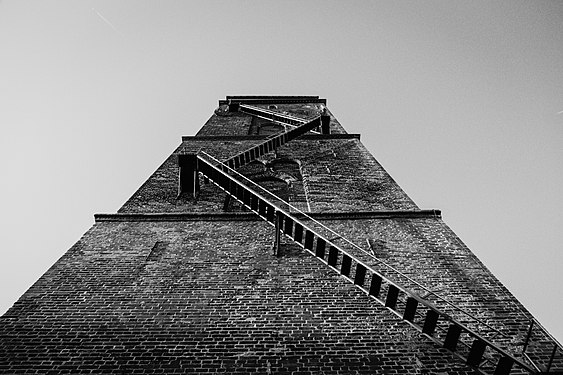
[0,220,475,374]
[279,139,417,211]
[318,218,535,352]
[118,139,262,214]
[2,96,560,373]
[119,138,416,214]
[196,111,253,137]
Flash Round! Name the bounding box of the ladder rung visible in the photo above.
[243,189,251,206]
[278,212,287,230]
[228,180,236,195]
[444,324,462,352]
[284,217,293,236]
[315,238,326,259]
[304,230,314,250]
[422,309,439,336]
[341,254,351,277]
[266,205,275,223]
[250,194,259,211]
[294,223,303,243]
[258,199,267,216]
[354,264,366,286]
[385,285,399,309]
[328,246,338,267]
[493,356,514,375]
[369,275,382,298]
[236,184,245,200]
[466,339,487,367]
[403,297,418,322]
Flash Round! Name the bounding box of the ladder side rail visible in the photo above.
[196,154,535,375]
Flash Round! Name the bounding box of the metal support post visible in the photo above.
[223,195,231,211]
[522,320,534,354]
[228,102,239,112]
[546,344,558,373]
[321,115,330,134]
[178,153,200,199]
[273,211,281,257]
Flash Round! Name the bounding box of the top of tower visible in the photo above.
[219,95,327,105]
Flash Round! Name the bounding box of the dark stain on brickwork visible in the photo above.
[249,117,285,136]
[197,111,253,137]
[368,238,389,258]
[145,241,168,262]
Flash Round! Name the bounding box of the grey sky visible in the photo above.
[0,0,562,343]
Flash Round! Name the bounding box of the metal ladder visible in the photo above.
[179,105,562,374]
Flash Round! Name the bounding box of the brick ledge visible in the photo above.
[94,210,441,222]
[219,97,327,105]
[181,134,360,142]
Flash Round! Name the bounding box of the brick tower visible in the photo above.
[1,96,561,374]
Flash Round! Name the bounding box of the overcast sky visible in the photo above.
[1,0,562,344]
